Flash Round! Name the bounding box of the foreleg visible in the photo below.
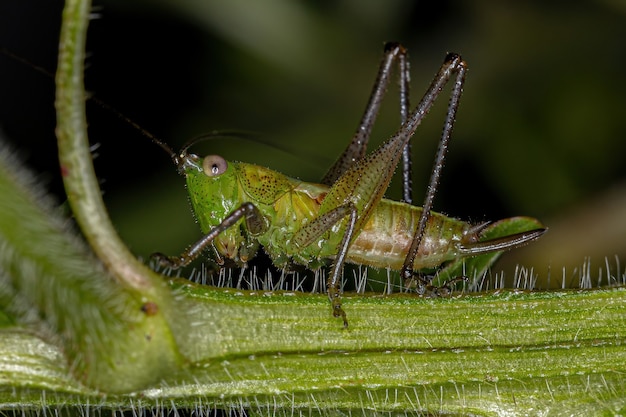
[151,202,267,269]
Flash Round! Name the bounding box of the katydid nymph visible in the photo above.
[149,43,546,327]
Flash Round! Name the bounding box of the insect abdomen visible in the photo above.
[347,199,469,271]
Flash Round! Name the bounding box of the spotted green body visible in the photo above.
[184,159,539,276]
[153,44,546,326]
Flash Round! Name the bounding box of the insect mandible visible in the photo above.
[149,43,546,327]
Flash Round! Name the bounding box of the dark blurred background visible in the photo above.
[1,0,625,288]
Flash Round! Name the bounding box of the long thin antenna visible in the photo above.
[89,96,178,162]
[3,46,323,171]
[2,46,178,162]
[1,47,54,79]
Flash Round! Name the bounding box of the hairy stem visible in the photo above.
[55,0,156,293]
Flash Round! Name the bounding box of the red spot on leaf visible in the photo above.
[140,301,159,316]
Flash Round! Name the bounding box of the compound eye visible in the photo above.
[202,155,228,177]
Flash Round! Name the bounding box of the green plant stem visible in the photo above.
[0,0,181,393]
[2,254,626,413]
[55,0,155,293]
[0,147,181,393]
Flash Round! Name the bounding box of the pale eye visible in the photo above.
[202,155,228,177]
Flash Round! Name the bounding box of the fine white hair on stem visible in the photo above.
[172,254,625,295]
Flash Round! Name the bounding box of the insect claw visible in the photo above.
[331,298,349,328]
[150,252,185,270]
[403,272,433,293]
[432,276,468,296]
[404,273,467,297]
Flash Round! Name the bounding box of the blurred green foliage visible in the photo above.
[1,0,625,286]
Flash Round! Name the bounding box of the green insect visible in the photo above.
[149,43,546,327]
